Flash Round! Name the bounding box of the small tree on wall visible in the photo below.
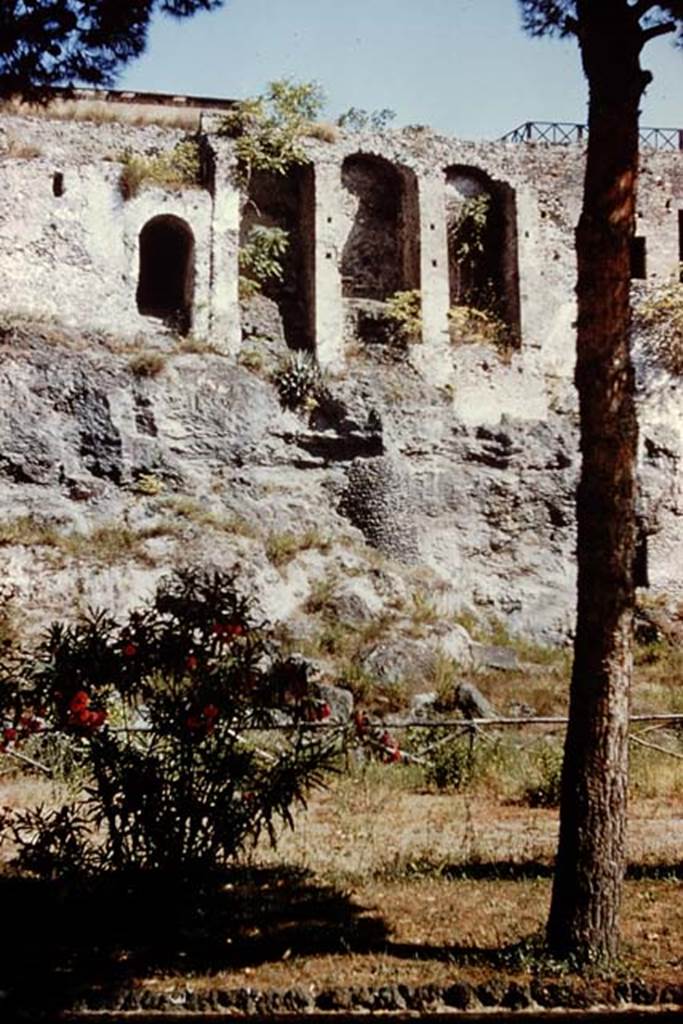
[219,79,325,187]
[223,80,323,352]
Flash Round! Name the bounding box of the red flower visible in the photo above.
[354,711,369,735]
[19,712,44,735]
[307,701,332,722]
[69,691,90,712]
[186,703,220,737]
[185,655,198,672]
[87,709,107,731]
[379,730,401,764]
[212,621,244,638]
[2,727,17,747]
[67,705,107,732]
[203,704,219,734]
[122,642,138,657]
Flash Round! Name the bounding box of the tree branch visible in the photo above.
[630,734,683,760]
[642,19,677,41]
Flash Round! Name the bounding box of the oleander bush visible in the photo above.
[0,569,336,877]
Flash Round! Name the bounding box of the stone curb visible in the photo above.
[52,978,683,1016]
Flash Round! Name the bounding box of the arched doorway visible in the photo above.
[137,215,195,334]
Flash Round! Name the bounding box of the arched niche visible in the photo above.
[445,166,520,344]
[136,214,195,334]
[240,163,315,351]
[341,153,420,300]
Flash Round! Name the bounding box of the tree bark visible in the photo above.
[546,1,648,962]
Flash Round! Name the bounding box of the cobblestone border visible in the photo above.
[57,978,683,1016]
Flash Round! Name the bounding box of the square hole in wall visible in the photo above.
[630,236,647,279]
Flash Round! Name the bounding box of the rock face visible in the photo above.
[0,318,680,657]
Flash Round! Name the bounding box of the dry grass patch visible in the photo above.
[265,528,331,568]
[0,96,200,130]
[128,351,166,377]
[160,496,259,540]
[0,516,180,566]
[0,132,42,160]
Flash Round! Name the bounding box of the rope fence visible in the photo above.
[4,714,681,777]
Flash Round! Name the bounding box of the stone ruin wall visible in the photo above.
[0,102,682,635]
[1,110,681,400]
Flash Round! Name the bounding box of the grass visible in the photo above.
[265,528,331,568]
[0,133,42,160]
[405,588,440,634]
[0,516,180,566]
[238,347,266,373]
[303,120,340,143]
[0,96,200,130]
[175,335,223,356]
[160,496,259,539]
[128,351,166,377]
[118,140,201,200]
[131,473,165,496]
[0,732,680,1003]
[448,303,511,351]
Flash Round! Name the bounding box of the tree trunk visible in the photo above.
[546,2,648,962]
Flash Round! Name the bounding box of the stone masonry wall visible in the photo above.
[0,107,682,637]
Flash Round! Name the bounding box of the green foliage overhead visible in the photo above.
[0,1,224,96]
[220,79,325,184]
[518,0,683,41]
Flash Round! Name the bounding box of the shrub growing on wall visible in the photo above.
[238,225,290,301]
[219,79,325,185]
[1,570,336,877]
[632,265,683,376]
[383,289,423,345]
[119,139,202,200]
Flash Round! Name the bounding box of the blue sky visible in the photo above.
[120,0,682,140]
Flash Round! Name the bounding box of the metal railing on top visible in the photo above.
[501,120,683,151]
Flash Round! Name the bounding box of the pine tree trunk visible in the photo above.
[546,3,649,962]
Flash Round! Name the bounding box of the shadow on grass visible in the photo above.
[0,864,389,1014]
[394,859,682,882]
